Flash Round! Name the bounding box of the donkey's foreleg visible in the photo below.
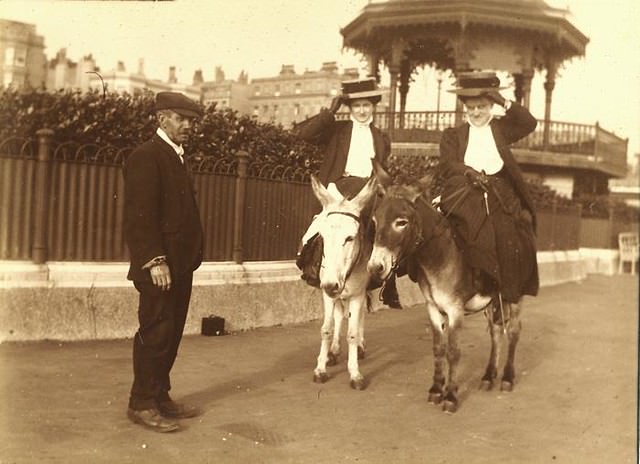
[442,313,463,414]
[357,304,366,360]
[327,303,345,366]
[425,305,448,405]
[501,301,523,392]
[313,295,337,383]
[346,296,367,390]
[480,301,501,391]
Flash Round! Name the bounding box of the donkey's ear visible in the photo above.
[310,175,334,208]
[350,175,377,212]
[372,159,392,188]
[407,173,434,203]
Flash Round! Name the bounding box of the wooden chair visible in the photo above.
[618,232,639,275]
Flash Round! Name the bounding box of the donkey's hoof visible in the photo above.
[500,380,514,392]
[327,352,339,366]
[479,379,494,391]
[349,377,367,391]
[313,372,329,384]
[357,346,365,360]
[427,392,443,404]
[442,400,458,414]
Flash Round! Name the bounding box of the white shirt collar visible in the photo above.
[350,114,373,128]
[156,127,185,157]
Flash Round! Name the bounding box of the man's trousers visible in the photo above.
[129,273,193,410]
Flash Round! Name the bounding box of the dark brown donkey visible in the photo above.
[366,162,524,413]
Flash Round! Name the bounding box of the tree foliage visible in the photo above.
[0,87,321,170]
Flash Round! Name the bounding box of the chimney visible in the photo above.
[215,66,225,83]
[137,58,145,76]
[280,64,295,75]
[342,67,359,80]
[320,61,338,73]
[192,69,204,86]
[168,66,177,83]
[117,61,126,72]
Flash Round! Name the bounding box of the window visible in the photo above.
[274,84,280,97]
[295,82,301,94]
[3,72,13,87]
[14,48,26,67]
[4,47,14,66]
[294,103,300,116]
[254,86,260,96]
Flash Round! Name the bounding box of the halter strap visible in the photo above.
[327,211,361,223]
[323,210,364,284]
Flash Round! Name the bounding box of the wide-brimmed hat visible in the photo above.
[154,91,203,118]
[341,77,383,104]
[447,71,508,97]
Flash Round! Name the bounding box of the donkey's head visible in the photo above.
[311,175,376,298]
[367,161,432,281]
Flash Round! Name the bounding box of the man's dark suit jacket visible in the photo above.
[294,109,391,186]
[123,134,203,282]
[438,102,537,226]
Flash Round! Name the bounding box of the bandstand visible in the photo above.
[340,0,628,197]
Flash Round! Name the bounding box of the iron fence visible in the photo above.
[0,132,629,263]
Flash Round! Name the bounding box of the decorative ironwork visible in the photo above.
[190,155,238,175]
[0,137,36,159]
[50,141,134,166]
[246,161,313,183]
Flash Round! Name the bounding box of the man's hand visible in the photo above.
[483,90,506,107]
[329,95,344,114]
[150,263,172,291]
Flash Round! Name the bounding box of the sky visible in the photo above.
[1,0,639,160]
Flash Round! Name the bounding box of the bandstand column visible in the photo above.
[398,59,411,129]
[452,34,473,125]
[388,40,407,133]
[521,69,534,109]
[543,63,557,150]
[366,53,380,83]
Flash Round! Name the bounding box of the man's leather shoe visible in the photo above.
[127,408,179,433]
[158,400,200,419]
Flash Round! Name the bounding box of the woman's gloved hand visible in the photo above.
[464,168,489,188]
[329,95,344,114]
[482,90,506,107]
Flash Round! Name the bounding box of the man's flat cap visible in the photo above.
[154,91,203,118]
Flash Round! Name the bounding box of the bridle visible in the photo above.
[324,210,364,283]
[384,193,448,275]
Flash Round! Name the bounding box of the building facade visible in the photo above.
[249,62,364,128]
[201,67,251,114]
[46,48,98,92]
[0,19,47,89]
[86,60,202,101]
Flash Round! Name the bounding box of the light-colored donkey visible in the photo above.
[309,175,376,390]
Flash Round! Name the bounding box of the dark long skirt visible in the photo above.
[440,173,539,303]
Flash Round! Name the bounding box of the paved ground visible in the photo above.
[0,274,638,464]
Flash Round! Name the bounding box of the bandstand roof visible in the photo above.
[341,0,589,70]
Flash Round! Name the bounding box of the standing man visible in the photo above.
[124,91,204,432]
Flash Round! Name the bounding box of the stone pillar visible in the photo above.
[233,150,250,264]
[32,128,54,264]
